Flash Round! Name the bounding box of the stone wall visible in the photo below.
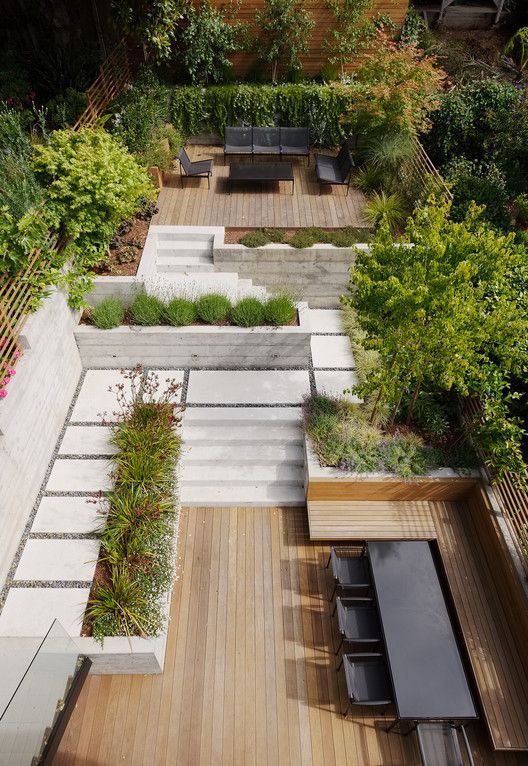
[0,290,82,589]
[214,244,364,308]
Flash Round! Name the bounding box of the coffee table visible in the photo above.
[228,162,294,195]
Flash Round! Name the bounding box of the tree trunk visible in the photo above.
[271,60,278,84]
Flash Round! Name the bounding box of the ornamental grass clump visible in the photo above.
[90,297,125,329]
[164,297,197,326]
[130,291,164,325]
[264,294,296,325]
[195,293,231,323]
[85,366,182,641]
[231,297,265,327]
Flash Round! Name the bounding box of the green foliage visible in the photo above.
[504,27,528,71]
[231,297,266,327]
[401,389,451,438]
[196,293,232,323]
[131,292,165,325]
[253,0,314,83]
[46,87,87,128]
[343,199,528,482]
[0,106,42,218]
[108,68,170,154]
[444,158,510,231]
[359,131,416,196]
[91,297,125,329]
[323,0,376,79]
[164,297,197,326]
[378,432,430,479]
[514,194,528,228]
[363,190,407,232]
[239,230,271,247]
[181,2,243,84]
[399,6,428,48]
[264,294,296,325]
[239,226,368,248]
[111,0,185,61]
[86,368,182,640]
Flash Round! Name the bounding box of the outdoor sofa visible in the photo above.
[224,126,310,163]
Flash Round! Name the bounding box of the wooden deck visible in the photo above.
[55,506,527,765]
[153,146,367,228]
[307,500,437,540]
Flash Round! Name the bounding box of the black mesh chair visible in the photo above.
[416,723,475,766]
[178,147,213,189]
[339,653,393,717]
[224,127,253,161]
[252,127,281,157]
[315,142,355,195]
[334,597,380,654]
[326,546,371,605]
[280,127,310,165]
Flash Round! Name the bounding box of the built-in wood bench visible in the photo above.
[307,500,437,540]
[431,497,528,752]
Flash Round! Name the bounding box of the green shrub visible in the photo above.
[445,158,510,230]
[196,293,232,323]
[91,297,125,329]
[0,106,42,218]
[327,227,367,247]
[264,294,296,324]
[239,230,270,247]
[514,194,528,228]
[164,298,196,326]
[108,68,170,154]
[261,227,284,242]
[288,227,325,248]
[364,191,407,232]
[46,87,87,128]
[379,433,429,479]
[231,297,265,327]
[131,292,164,325]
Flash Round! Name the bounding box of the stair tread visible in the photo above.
[181,483,305,506]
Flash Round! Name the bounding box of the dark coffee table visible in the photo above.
[228,162,294,194]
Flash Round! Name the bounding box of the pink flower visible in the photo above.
[0,390,7,399]
[14,351,21,359]
[3,376,10,385]
[8,368,15,376]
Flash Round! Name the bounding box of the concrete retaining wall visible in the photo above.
[214,244,366,308]
[75,303,311,368]
[0,290,82,589]
[87,275,140,307]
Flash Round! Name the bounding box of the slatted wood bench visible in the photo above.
[431,499,528,752]
[307,500,437,541]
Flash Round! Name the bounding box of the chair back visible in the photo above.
[253,126,280,147]
[178,147,192,175]
[416,723,465,766]
[225,126,253,148]
[280,127,309,148]
[336,143,354,180]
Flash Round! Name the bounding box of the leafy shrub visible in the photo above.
[164,298,196,326]
[403,390,451,439]
[240,226,366,248]
[364,190,407,231]
[108,68,170,154]
[288,227,325,248]
[46,87,87,128]
[131,293,164,325]
[514,194,528,228]
[180,1,243,84]
[445,158,510,230]
[239,230,270,247]
[264,294,296,324]
[91,298,125,329]
[196,293,232,323]
[232,297,265,327]
[379,433,429,479]
[0,106,42,217]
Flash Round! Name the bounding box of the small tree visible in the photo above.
[181,2,243,84]
[323,0,376,79]
[111,0,185,61]
[254,0,315,83]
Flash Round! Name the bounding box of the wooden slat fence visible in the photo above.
[463,396,528,571]
[399,138,453,203]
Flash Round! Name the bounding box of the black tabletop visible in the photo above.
[229,163,293,181]
[368,541,477,721]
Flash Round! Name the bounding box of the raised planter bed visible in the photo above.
[75,302,311,367]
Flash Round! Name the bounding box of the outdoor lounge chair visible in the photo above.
[224,127,253,160]
[327,545,371,604]
[252,127,281,157]
[339,653,393,716]
[178,147,213,189]
[280,127,310,165]
[334,597,380,654]
[315,142,355,195]
[416,722,475,766]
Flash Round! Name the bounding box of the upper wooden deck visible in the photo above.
[55,505,527,765]
[153,146,367,229]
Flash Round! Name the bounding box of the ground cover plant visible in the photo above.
[88,292,297,328]
[84,367,182,640]
[238,226,368,247]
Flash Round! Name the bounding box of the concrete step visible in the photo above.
[157,231,215,243]
[157,262,214,274]
[183,443,304,464]
[183,406,301,423]
[182,424,302,445]
[157,272,240,286]
[180,483,305,506]
[157,254,212,267]
[157,240,212,252]
[181,463,301,485]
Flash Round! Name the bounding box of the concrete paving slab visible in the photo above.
[187,370,310,404]
[32,496,106,534]
[14,539,99,582]
[145,370,185,402]
[308,309,344,334]
[0,588,90,637]
[46,459,112,493]
[59,426,116,455]
[311,335,354,368]
[70,369,132,422]
[314,370,361,401]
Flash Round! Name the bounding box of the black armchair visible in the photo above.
[315,142,355,195]
[178,147,213,189]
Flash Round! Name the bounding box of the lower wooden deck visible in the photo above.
[55,506,526,766]
[153,145,367,228]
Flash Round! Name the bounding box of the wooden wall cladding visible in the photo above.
[209,0,410,75]
[306,477,479,502]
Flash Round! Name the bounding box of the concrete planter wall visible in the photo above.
[214,243,368,308]
[75,302,311,368]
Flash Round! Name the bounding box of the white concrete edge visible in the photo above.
[215,242,370,252]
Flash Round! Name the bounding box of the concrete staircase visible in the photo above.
[155,230,214,274]
[180,407,305,506]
